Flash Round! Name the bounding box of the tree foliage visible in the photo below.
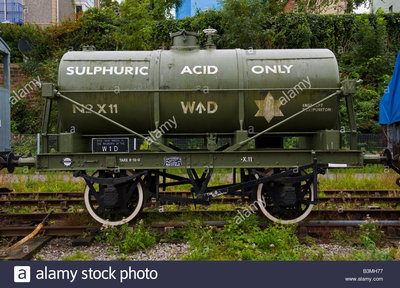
[113,0,181,50]
[346,0,370,13]
[99,0,120,11]
[0,2,399,134]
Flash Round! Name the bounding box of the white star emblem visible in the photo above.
[254,92,284,123]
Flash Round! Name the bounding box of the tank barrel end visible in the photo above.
[363,153,383,165]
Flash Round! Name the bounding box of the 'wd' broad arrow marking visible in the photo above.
[181,101,218,114]
[195,102,206,114]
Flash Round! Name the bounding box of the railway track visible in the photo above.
[1,189,399,239]
[0,220,399,237]
[1,208,400,224]
[2,204,400,260]
[0,196,400,212]
[1,189,399,199]
[1,196,399,207]
[1,189,399,210]
[1,189,399,223]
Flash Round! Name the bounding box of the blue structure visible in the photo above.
[176,0,222,19]
[0,37,11,154]
[380,52,400,124]
[0,0,24,25]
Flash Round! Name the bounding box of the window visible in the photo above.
[76,5,83,14]
[75,5,83,20]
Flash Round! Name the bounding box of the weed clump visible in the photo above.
[95,222,157,254]
[182,216,301,261]
[329,216,392,261]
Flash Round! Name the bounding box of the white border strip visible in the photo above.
[328,163,348,168]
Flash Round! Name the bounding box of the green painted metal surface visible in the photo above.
[57,47,340,135]
[37,150,363,171]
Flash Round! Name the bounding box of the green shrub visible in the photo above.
[10,99,42,134]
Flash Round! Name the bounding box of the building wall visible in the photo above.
[0,63,39,104]
[59,0,74,22]
[76,0,97,11]
[372,0,400,12]
[9,64,26,90]
[23,0,93,27]
[23,0,54,27]
[176,0,349,18]
[319,0,347,14]
[286,0,348,14]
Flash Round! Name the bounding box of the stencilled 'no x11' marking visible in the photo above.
[72,104,118,114]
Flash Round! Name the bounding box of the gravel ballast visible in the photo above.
[33,237,399,261]
[34,237,190,261]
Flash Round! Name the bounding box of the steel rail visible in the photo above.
[0,220,399,237]
[1,196,399,207]
[2,189,399,198]
[2,209,400,223]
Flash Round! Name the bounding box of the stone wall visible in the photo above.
[0,64,38,104]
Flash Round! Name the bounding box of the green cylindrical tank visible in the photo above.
[57,32,340,135]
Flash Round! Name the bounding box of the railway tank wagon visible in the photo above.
[2,30,380,226]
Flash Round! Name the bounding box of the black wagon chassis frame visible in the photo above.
[74,155,326,205]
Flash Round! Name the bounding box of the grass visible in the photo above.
[62,209,98,226]
[0,237,9,249]
[319,169,399,190]
[62,250,92,261]
[328,164,386,174]
[7,206,37,214]
[2,165,399,193]
[317,200,400,210]
[141,210,237,224]
[0,173,85,192]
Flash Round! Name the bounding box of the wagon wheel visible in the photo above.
[84,170,144,226]
[255,169,315,224]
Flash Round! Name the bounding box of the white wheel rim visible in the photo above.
[84,171,144,226]
[256,174,314,224]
